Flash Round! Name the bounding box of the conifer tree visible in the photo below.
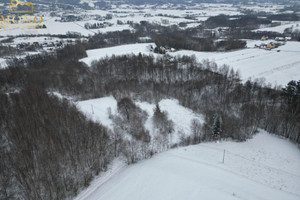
[212,114,222,140]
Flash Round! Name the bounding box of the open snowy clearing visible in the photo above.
[76,96,118,130]
[74,131,300,200]
[76,96,204,144]
[79,43,156,66]
[137,99,204,144]
[79,41,300,86]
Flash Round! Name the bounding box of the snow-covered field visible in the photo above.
[79,43,155,66]
[77,96,204,144]
[239,3,285,14]
[171,41,300,86]
[74,130,300,200]
[256,21,300,33]
[79,41,300,86]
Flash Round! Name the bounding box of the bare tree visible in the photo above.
[190,119,202,144]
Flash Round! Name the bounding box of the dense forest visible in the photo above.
[0,86,112,199]
[0,30,300,199]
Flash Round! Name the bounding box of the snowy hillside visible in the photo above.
[76,96,300,200]
[75,131,300,200]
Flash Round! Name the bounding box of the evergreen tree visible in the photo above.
[282,80,300,108]
[154,104,161,118]
[153,104,174,135]
[212,114,222,140]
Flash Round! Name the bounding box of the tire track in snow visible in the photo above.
[213,50,274,64]
[256,60,300,76]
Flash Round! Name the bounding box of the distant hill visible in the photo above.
[0,0,294,4]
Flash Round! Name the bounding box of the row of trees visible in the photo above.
[0,45,22,57]
[205,14,271,29]
[84,21,247,52]
[84,22,112,29]
[152,26,246,51]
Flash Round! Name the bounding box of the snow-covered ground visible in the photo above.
[0,2,285,37]
[0,58,6,68]
[136,99,204,144]
[170,41,300,86]
[74,130,300,200]
[0,51,42,69]
[1,4,232,37]
[256,21,300,33]
[76,95,300,199]
[77,96,204,144]
[239,3,285,14]
[0,2,287,38]
[76,96,118,130]
[79,41,300,86]
[79,43,156,66]
[10,36,75,45]
[0,17,133,37]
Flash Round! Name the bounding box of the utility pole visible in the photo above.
[222,149,226,164]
